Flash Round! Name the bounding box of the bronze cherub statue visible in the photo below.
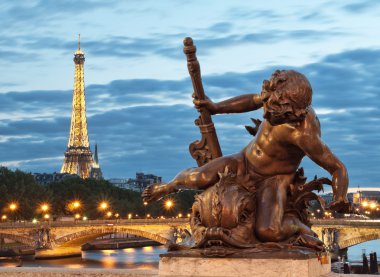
[143,37,350,254]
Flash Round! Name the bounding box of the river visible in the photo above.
[1,242,379,268]
[347,240,380,261]
[0,246,166,269]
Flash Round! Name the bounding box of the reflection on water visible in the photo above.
[1,245,166,269]
[2,242,380,268]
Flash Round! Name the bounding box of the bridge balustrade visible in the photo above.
[0,218,189,228]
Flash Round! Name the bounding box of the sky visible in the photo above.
[0,0,379,189]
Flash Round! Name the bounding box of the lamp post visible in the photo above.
[164,199,174,218]
[68,200,82,220]
[39,203,49,221]
[9,202,18,222]
[99,201,110,220]
[74,213,81,221]
[143,201,148,219]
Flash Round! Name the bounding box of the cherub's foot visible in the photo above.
[142,183,171,203]
[292,234,324,251]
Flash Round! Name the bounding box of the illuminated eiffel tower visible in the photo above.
[61,35,93,179]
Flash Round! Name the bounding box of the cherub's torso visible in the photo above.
[244,108,320,176]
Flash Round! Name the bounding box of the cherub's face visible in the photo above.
[261,70,311,126]
[261,80,289,126]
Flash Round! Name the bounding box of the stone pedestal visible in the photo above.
[159,249,331,277]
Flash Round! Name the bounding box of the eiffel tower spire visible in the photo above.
[61,35,93,178]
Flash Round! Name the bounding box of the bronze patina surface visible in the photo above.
[142,37,350,254]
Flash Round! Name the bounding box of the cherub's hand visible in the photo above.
[192,93,218,114]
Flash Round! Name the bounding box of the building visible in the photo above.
[90,144,103,180]
[352,190,380,205]
[135,172,162,192]
[108,172,162,192]
[320,189,380,206]
[108,178,134,190]
[61,35,94,179]
[33,172,75,185]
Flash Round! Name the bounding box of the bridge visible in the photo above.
[0,218,188,258]
[1,218,379,258]
[311,219,380,255]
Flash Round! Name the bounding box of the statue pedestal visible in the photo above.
[159,249,331,277]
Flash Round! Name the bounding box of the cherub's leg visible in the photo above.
[255,174,315,242]
[142,152,245,203]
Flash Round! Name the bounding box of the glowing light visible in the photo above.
[41,204,49,212]
[115,213,119,218]
[44,214,50,219]
[99,201,108,210]
[142,246,153,252]
[106,211,112,217]
[69,200,81,210]
[1,215,7,220]
[370,202,377,209]
[187,213,191,218]
[143,201,148,206]
[128,213,132,219]
[165,200,173,210]
[147,214,151,218]
[102,257,117,268]
[9,203,17,211]
[82,216,88,221]
[178,213,183,218]
[102,249,116,255]
[362,201,368,208]
[32,218,37,223]
[67,264,84,269]
[123,248,135,253]
[75,213,81,219]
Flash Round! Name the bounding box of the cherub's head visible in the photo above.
[261,70,312,125]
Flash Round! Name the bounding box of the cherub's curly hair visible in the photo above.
[262,70,312,122]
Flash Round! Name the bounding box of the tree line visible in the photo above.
[0,167,196,220]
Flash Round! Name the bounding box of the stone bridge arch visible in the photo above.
[0,232,35,247]
[52,226,170,248]
[339,233,380,249]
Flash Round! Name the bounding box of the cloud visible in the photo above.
[342,1,380,13]
[0,47,380,188]
[0,25,346,65]
[226,8,282,22]
[0,50,36,63]
[0,0,117,29]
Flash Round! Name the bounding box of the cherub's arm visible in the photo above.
[295,129,349,210]
[194,94,263,115]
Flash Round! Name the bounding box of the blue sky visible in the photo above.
[0,0,379,189]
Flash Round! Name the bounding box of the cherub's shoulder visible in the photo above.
[287,107,321,139]
[297,107,321,134]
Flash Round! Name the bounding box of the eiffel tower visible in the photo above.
[61,35,93,178]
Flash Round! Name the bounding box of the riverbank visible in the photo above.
[0,267,158,277]
[0,265,378,277]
